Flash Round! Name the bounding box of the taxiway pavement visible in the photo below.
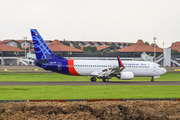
[0,81,180,86]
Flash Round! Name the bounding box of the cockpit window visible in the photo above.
[158,65,162,68]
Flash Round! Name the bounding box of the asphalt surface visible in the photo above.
[0,66,42,70]
[0,81,180,86]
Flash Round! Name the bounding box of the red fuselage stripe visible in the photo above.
[68,60,80,76]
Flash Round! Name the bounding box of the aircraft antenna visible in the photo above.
[83,28,84,41]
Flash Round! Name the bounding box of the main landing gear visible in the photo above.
[151,77,155,82]
[91,77,97,82]
[90,77,109,82]
[103,78,109,82]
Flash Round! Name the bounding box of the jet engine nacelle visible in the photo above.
[119,71,134,80]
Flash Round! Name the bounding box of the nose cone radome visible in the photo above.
[162,68,167,74]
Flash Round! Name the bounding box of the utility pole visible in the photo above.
[24,37,27,59]
[83,28,84,41]
[163,42,164,66]
[153,37,156,62]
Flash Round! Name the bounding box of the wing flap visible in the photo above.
[97,56,125,78]
[90,70,102,76]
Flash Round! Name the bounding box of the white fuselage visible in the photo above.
[72,60,167,77]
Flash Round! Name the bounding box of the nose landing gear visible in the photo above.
[151,77,155,82]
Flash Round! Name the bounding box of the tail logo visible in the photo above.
[31,29,53,60]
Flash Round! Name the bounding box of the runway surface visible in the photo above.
[0,81,180,86]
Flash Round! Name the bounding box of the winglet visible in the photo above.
[117,56,124,67]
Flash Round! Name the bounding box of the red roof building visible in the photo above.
[117,40,163,58]
[81,45,111,52]
[0,41,24,65]
[2,39,15,43]
[170,41,180,52]
[16,40,33,43]
[29,40,84,57]
[48,40,84,52]
[150,43,161,49]
[96,46,111,51]
[0,41,23,52]
[0,41,24,64]
[30,40,84,53]
[117,40,163,52]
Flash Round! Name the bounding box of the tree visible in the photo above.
[73,41,81,49]
[86,50,92,53]
[111,43,115,46]
[145,41,150,45]
[102,49,108,55]
[91,46,97,53]
[30,46,33,49]
[83,46,91,52]
[83,46,97,53]
[96,50,101,54]
[171,49,180,55]
[62,39,70,46]
[128,43,134,46]
[17,43,22,49]
[113,48,118,53]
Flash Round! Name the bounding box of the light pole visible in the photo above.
[163,42,164,66]
[153,37,156,62]
[24,37,27,59]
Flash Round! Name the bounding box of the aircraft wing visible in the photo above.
[97,56,125,78]
[90,70,102,76]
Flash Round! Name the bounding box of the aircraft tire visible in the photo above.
[103,78,109,82]
[151,77,155,82]
[91,77,96,82]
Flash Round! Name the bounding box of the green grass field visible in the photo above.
[0,85,180,100]
[0,73,180,82]
[0,73,180,100]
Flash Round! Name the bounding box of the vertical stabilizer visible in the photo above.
[30,29,64,60]
[117,56,124,67]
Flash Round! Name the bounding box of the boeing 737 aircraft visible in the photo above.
[30,29,167,82]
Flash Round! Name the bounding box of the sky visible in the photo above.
[0,0,180,48]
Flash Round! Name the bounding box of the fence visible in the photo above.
[0,98,180,103]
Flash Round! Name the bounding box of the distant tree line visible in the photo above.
[171,49,180,55]
[82,46,97,53]
[62,39,70,46]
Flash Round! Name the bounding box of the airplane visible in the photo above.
[30,29,167,82]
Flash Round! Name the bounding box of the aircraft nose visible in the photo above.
[163,68,167,74]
